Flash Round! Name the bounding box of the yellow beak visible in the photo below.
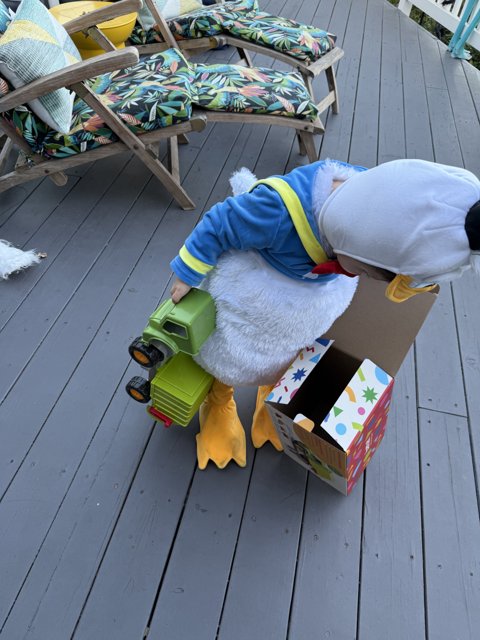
[385,274,437,303]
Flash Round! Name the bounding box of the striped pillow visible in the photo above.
[0,0,81,132]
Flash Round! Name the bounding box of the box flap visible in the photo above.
[267,338,333,404]
[320,358,393,451]
[324,276,437,377]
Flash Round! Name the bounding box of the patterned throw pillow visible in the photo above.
[0,0,12,35]
[225,12,336,62]
[138,0,204,31]
[132,0,258,44]
[0,0,81,133]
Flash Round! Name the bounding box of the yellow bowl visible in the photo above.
[50,1,137,59]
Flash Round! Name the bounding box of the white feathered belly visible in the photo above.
[194,250,358,386]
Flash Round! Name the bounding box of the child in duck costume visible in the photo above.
[170,159,480,470]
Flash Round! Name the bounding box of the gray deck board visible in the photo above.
[378,1,405,163]
[415,286,468,415]
[400,9,435,161]
[452,271,480,486]
[288,461,363,640]
[349,0,383,168]
[441,48,480,176]
[146,394,256,640]
[216,451,306,640]
[0,169,175,628]
[419,409,480,640]
[1,1,480,639]
[359,352,426,639]
[320,0,369,162]
[418,28,464,166]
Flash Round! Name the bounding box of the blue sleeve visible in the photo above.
[170,185,285,286]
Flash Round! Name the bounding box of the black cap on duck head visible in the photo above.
[465,200,480,251]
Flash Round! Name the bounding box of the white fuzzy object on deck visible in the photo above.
[0,240,40,280]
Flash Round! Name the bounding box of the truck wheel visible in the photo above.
[128,338,163,368]
[126,377,151,403]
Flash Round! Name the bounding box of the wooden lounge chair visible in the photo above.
[0,0,324,213]
[130,0,344,128]
[0,0,207,210]
[123,0,327,161]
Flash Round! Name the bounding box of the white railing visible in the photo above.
[398,0,480,56]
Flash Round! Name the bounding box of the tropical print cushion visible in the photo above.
[225,12,336,62]
[0,49,194,158]
[0,0,11,35]
[193,63,318,120]
[0,46,318,162]
[130,0,258,44]
[129,2,335,64]
[0,0,81,133]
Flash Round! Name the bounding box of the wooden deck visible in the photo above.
[1,0,480,638]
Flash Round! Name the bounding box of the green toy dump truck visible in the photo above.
[126,288,215,427]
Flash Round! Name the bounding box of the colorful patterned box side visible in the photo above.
[320,359,393,450]
[346,379,394,493]
[267,338,333,404]
[266,405,348,495]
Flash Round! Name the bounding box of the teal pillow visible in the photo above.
[0,0,81,132]
[0,0,11,35]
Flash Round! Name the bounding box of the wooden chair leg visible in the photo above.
[138,142,194,210]
[236,46,253,67]
[1,120,71,185]
[325,65,340,114]
[75,83,196,210]
[168,136,180,182]
[302,73,315,103]
[14,148,68,186]
[0,153,69,193]
[0,135,13,175]
[296,133,306,156]
[297,131,317,163]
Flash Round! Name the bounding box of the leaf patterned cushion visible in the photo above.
[129,2,335,64]
[0,49,194,158]
[130,0,258,44]
[192,63,319,120]
[224,12,337,62]
[0,0,11,35]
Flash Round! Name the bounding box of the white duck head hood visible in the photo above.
[318,159,480,286]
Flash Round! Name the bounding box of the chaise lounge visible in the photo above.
[130,0,344,125]
[0,0,329,208]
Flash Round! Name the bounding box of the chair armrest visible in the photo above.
[63,0,142,35]
[0,47,139,113]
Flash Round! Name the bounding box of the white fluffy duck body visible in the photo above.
[194,160,360,387]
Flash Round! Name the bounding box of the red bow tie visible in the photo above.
[312,260,355,277]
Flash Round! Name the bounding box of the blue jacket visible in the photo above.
[170,160,364,286]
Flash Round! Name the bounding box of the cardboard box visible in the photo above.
[266,276,437,495]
